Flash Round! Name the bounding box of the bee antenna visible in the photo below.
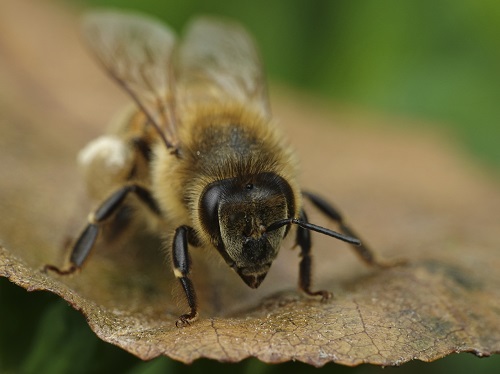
[266,218,361,246]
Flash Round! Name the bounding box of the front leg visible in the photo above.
[172,226,199,327]
[296,210,332,301]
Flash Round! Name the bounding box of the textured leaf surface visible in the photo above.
[1,0,499,367]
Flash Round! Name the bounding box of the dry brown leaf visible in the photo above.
[1,0,500,367]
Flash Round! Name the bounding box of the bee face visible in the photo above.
[199,172,295,288]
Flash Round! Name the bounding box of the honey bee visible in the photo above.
[44,10,384,327]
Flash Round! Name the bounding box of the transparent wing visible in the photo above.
[83,10,178,148]
[175,16,270,118]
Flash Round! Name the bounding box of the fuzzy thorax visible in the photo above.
[151,102,302,247]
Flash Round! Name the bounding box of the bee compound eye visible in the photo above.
[199,182,225,237]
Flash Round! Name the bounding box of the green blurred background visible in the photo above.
[72,0,500,169]
[1,0,499,373]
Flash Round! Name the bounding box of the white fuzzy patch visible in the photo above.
[77,135,131,171]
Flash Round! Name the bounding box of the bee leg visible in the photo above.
[43,184,161,275]
[302,191,392,268]
[296,210,332,301]
[172,225,198,327]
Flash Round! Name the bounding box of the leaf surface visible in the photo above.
[1,0,499,367]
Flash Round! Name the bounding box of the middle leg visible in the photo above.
[302,191,387,267]
[43,183,161,275]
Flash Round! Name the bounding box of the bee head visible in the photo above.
[199,172,296,288]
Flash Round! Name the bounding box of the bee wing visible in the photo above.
[82,10,178,148]
[175,16,271,118]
